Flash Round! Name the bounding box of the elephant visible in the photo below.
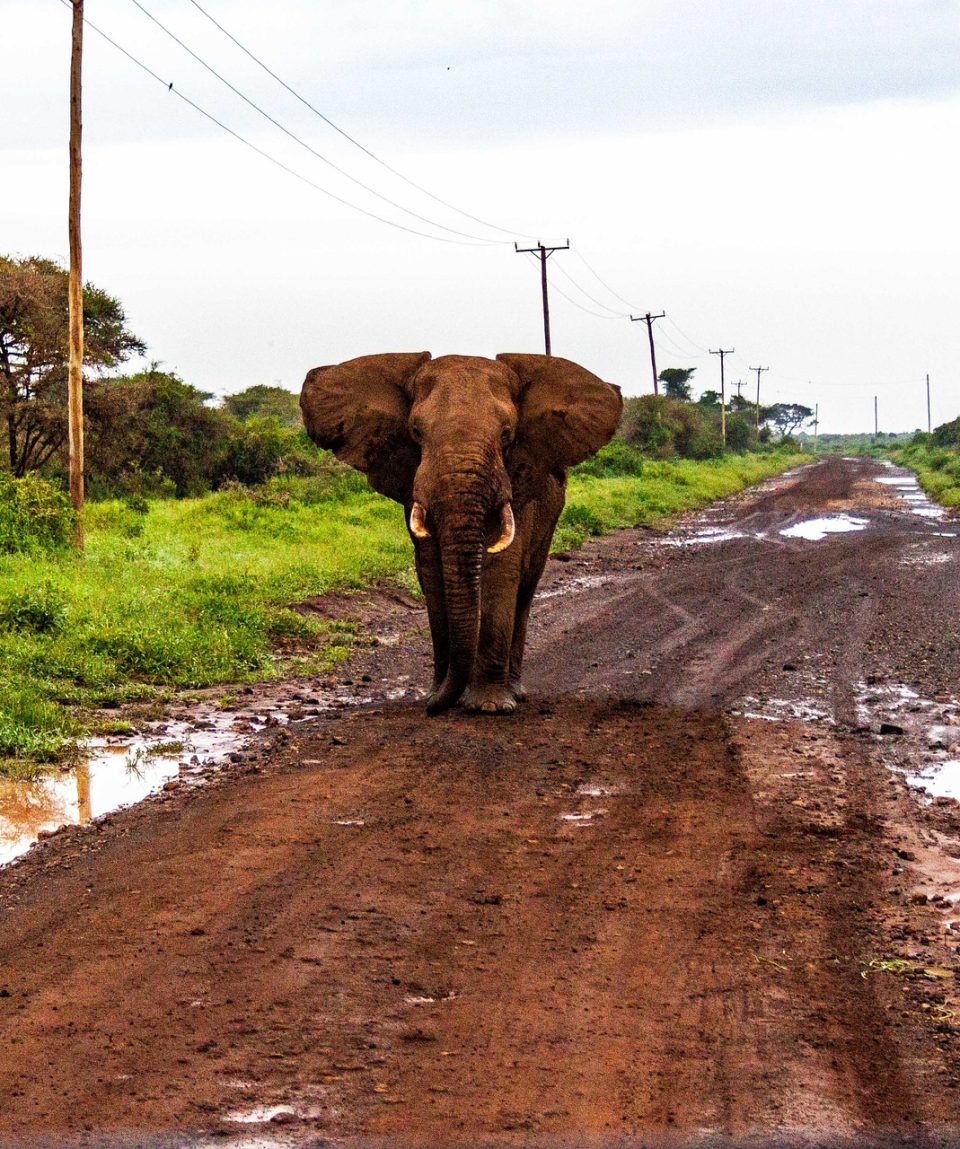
[300,352,622,715]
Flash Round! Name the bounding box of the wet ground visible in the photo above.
[1,456,960,1148]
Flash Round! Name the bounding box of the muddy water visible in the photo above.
[0,689,372,867]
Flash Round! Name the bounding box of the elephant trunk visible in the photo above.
[425,514,485,715]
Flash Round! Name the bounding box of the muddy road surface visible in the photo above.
[2,456,960,1149]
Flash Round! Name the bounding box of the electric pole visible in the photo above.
[514,240,569,356]
[629,312,665,395]
[813,403,819,451]
[927,373,932,433]
[749,366,769,432]
[874,395,878,438]
[710,347,734,446]
[68,0,85,548]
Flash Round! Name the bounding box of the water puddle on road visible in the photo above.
[875,467,948,521]
[662,526,748,547]
[0,687,365,867]
[856,680,960,802]
[779,514,870,541]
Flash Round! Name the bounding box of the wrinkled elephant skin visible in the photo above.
[301,353,622,714]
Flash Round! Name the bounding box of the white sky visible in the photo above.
[2,0,959,433]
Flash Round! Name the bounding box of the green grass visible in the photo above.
[891,441,960,508]
[0,451,806,774]
[554,450,807,550]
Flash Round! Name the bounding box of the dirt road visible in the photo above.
[2,456,960,1148]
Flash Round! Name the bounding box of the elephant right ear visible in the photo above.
[300,352,431,504]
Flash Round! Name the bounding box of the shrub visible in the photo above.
[0,582,66,634]
[0,473,75,553]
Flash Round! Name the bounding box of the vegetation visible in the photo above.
[0,255,144,476]
[0,447,805,775]
[0,257,814,775]
[892,419,960,507]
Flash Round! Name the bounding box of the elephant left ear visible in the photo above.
[497,353,623,469]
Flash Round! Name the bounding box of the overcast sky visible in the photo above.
[3,0,959,432]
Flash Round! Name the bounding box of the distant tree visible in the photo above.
[222,384,302,427]
[697,389,722,408]
[765,402,814,438]
[658,367,696,402]
[0,255,144,476]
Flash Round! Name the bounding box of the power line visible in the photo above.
[569,248,641,311]
[665,314,709,354]
[184,0,536,242]
[127,0,503,245]
[552,260,627,316]
[64,1,494,245]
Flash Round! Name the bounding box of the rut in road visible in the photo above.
[0,456,958,1149]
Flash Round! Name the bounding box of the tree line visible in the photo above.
[1,254,805,500]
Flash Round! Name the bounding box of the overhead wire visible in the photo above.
[62,1,495,245]
[570,247,641,312]
[521,256,621,321]
[551,260,629,317]
[183,0,538,242]
[665,314,710,354]
[127,0,504,245]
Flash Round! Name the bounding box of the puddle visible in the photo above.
[908,761,960,801]
[875,470,948,520]
[779,514,870,541]
[537,573,616,600]
[0,684,365,867]
[736,696,833,724]
[855,680,960,803]
[225,1105,301,1125]
[662,527,748,547]
[559,809,607,824]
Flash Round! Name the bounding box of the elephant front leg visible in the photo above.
[461,551,521,714]
[414,538,449,701]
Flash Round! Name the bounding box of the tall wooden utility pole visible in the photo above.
[927,373,932,433]
[874,395,879,438]
[68,0,85,548]
[629,312,665,394]
[813,403,819,451]
[710,347,734,446]
[749,365,769,432]
[514,241,569,356]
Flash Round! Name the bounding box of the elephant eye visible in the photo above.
[409,421,423,444]
[500,425,513,447]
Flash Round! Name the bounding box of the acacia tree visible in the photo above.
[658,367,697,402]
[0,255,144,476]
[765,402,814,438]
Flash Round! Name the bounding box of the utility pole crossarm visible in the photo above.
[629,311,665,395]
[514,240,570,356]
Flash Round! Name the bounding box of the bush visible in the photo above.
[619,395,723,460]
[0,473,75,553]
[0,582,66,634]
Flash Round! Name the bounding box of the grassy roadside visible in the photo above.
[890,441,960,508]
[0,450,806,775]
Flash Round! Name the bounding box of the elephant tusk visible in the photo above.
[409,501,431,539]
[487,503,515,554]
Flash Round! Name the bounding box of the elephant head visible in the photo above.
[300,352,622,712]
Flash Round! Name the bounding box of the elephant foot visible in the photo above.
[424,674,464,715]
[510,679,527,702]
[461,683,517,714]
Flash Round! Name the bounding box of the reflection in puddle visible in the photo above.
[875,469,948,520]
[537,573,616,600]
[908,760,960,801]
[559,809,607,824]
[0,687,353,867]
[736,697,832,724]
[780,514,870,541]
[663,527,748,547]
